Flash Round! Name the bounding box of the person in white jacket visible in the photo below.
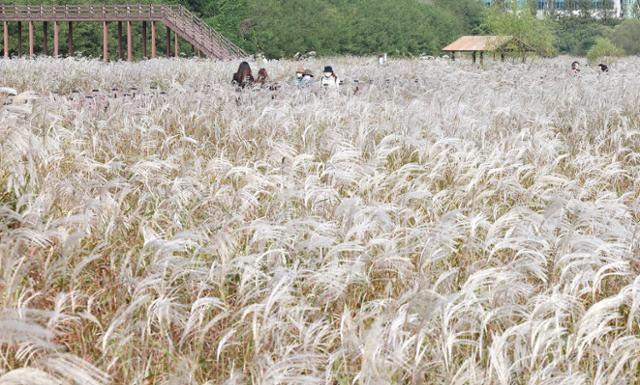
[320,66,340,88]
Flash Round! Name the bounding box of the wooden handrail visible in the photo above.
[164,5,245,58]
[0,4,175,21]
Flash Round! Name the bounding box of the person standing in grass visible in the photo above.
[320,66,340,88]
[232,61,255,89]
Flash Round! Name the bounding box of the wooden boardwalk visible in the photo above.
[0,4,246,61]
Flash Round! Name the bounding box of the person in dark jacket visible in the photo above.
[232,62,254,88]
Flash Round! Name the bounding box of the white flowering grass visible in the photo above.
[0,56,639,384]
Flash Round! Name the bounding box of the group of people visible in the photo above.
[570,61,609,76]
[234,60,611,91]
[232,61,341,90]
[232,62,271,89]
[293,65,341,88]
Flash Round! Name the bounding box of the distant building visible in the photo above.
[481,0,637,18]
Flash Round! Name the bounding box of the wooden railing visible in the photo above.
[0,4,246,59]
[164,6,245,59]
[0,4,168,21]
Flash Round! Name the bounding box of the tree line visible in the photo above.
[2,0,639,60]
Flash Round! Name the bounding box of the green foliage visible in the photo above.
[235,0,477,58]
[433,0,486,33]
[1,0,637,59]
[1,0,484,59]
[586,37,624,62]
[610,19,640,55]
[205,0,252,52]
[554,17,616,56]
[482,4,557,56]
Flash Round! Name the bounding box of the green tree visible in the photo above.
[242,0,477,58]
[554,17,615,55]
[482,4,557,56]
[610,19,640,55]
[433,0,485,33]
[586,36,624,62]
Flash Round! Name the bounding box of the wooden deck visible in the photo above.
[0,4,246,61]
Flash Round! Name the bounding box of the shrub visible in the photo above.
[611,19,640,56]
[587,37,624,62]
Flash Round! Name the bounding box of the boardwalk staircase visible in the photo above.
[0,4,246,60]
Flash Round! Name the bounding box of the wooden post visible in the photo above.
[501,53,505,62]
[3,22,8,59]
[141,21,147,58]
[472,51,476,64]
[42,22,48,56]
[451,52,455,61]
[480,51,484,65]
[17,22,22,57]
[68,22,74,57]
[117,21,123,60]
[166,26,170,57]
[127,21,132,62]
[150,21,156,58]
[53,21,59,58]
[103,21,108,63]
[174,31,179,58]
[28,21,34,58]
[522,52,526,63]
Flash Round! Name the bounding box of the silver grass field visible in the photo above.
[0,56,639,385]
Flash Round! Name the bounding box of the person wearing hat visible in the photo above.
[293,66,306,87]
[302,69,315,87]
[320,66,339,88]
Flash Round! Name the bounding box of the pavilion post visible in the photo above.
[142,21,147,58]
[501,53,505,62]
[451,52,455,61]
[472,51,476,64]
[150,21,156,58]
[43,22,48,56]
[103,21,108,63]
[118,21,123,60]
[480,51,484,65]
[127,21,132,62]
[68,22,74,57]
[28,21,34,58]
[3,22,8,59]
[17,22,22,57]
[53,21,59,58]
